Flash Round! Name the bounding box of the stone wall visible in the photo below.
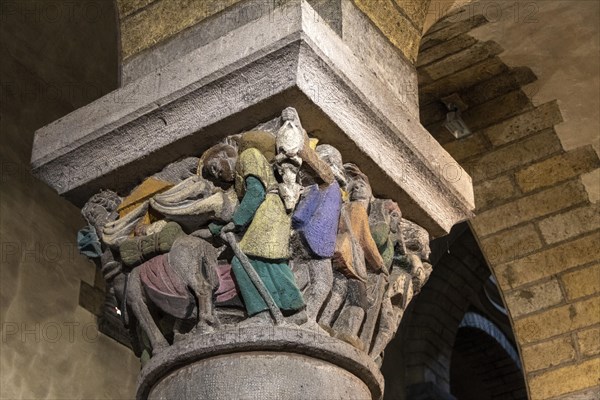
[418,10,600,400]
[116,0,433,63]
[0,1,139,398]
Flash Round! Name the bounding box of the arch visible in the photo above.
[413,7,600,400]
[451,312,526,400]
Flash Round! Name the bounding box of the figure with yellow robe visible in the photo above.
[210,143,305,320]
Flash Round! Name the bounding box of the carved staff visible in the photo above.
[359,273,387,350]
[220,231,285,325]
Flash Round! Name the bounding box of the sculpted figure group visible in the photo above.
[78,107,433,364]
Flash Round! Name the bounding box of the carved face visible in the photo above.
[81,190,121,235]
[205,149,237,183]
[349,178,372,202]
[316,144,346,188]
[384,202,402,234]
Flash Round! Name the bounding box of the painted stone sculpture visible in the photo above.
[77,107,433,369]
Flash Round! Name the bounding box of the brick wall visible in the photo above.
[418,12,600,400]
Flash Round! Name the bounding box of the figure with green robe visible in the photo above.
[211,146,305,320]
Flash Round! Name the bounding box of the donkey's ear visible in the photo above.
[216,244,227,256]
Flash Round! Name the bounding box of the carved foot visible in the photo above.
[191,322,216,335]
[333,331,365,352]
[239,311,272,327]
[151,341,169,355]
[299,319,331,336]
[285,310,308,325]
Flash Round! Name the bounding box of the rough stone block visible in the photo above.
[577,326,600,358]
[581,168,600,203]
[484,101,563,146]
[551,387,600,400]
[528,357,600,400]
[460,66,537,108]
[480,223,543,265]
[473,174,517,211]
[516,145,600,193]
[420,57,508,105]
[514,296,600,344]
[421,41,503,81]
[504,278,564,319]
[538,203,600,245]
[467,129,562,183]
[521,336,576,373]
[117,0,156,17]
[121,0,241,59]
[561,263,600,301]
[416,34,477,67]
[462,90,532,133]
[420,14,487,51]
[442,130,490,162]
[495,232,600,290]
[352,0,422,62]
[393,0,429,30]
[473,179,587,238]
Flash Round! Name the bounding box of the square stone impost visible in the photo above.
[31,0,473,237]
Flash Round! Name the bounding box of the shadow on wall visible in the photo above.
[1,1,139,399]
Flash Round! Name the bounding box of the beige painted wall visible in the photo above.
[0,1,139,398]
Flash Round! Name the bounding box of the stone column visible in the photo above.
[31,2,474,399]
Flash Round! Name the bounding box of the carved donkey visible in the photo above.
[124,235,223,353]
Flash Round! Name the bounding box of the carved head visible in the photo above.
[370,199,402,235]
[345,163,372,205]
[384,201,402,234]
[81,190,122,235]
[316,144,347,188]
[401,219,431,262]
[201,144,238,184]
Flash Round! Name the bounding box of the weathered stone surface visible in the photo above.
[442,132,490,162]
[32,0,473,237]
[495,232,600,290]
[514,296,599,344]
[419,57,509,106]
[149,352,373,400]
[461,90,532,133]
[352,0,422,62]
[460,66,537,107]
[473,174,517,211]
[480,223,543,265]
[560,263,600,301]
[581,168,600,203]
[538,203,600,245]
[417,34,477,67]
[341,0,419,118]
[117,0,156,18]
[393,0,429,31]
[137,326,384,400]
[421,41,503,81]
[528,357,600,400]
[516,145,600,193]
[521,336,576,372]
[420,14,487,51]
[577,326,600,357]
[504,278,564,319]
[120,0,241,60]
[484,101,563,146]
[473,179,586,237]
[551,387,600,400]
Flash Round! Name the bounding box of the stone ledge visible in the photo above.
[31,0,473,236]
